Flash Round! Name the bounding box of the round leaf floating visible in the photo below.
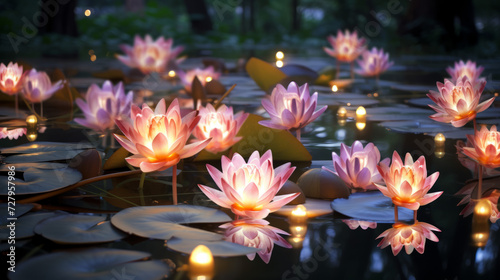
[1,212,58,240]
[4,150,86,163]
[0,167,82,195]
[0,141,93,154]
[0,162,67,172]
[0,203,33,220]
[9,248,172,280]
[111,205,232,241]
[34,214,127,244]
[331,192,413,222]
[167,237,261,257]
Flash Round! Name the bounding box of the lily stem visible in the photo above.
[413,210,418,223]
[296,129,301,142]
[139,172,146,190]
[394,205,398,222]
[478,165,483,199]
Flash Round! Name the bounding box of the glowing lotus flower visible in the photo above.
[75,81,133,133]
[114,99,210,172]
[117,35,184,74]
[221,219,291,263]
[323,141,390,191]
[0,62,24,95]
[427,76,493,127]
[198,150,299,219]
[259,82,327,133]
[377,222,440,255]
[22,69,63,103]
[462,125,500,169]
[192,103,248,154]
[355,47,393,77]
[178,66,220,93]
[343,220,377,230]
[456,139,500,176]
[376,152,442,210]
[324,30,367,63]
[446,60,484,83]
[458,190,500,223]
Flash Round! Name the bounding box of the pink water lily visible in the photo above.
[323,141,389,191]
[355,47,393,78]
[75,81,133,134]
[458,190,500,223]
[462,125,500,169]
[446,60,484,83]
[114,98,210,173]
[198,150,299,219]
[427,76,493,127]
[0,62,24,95]
[259,82,327,140]
[456,139,500,176]
[377,221,440,255]
[192,103,248,154]
[376,152,442,211]
[324,30,367,63]
[117,35,184,74]
[221,219,291,263]
[22,69,63,103]
[178,66,220,93]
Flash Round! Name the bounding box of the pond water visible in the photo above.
[1,55,500,280]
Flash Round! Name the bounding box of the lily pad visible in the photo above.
[0,162,67,171]
[245,57,287,92]
[34,214,127,244]
[4,150,87,163]
[0,141,93,154]
[0,203,33,221]
[103,147,130,170]
[274,198,333,218]
[111,205,232,241]
[167,237,261,257]
[195,114,312,162]
[331,192,413,222]
[379,120,453,134]
[9,248,172,280]
[0,212,58,240]
[0,167,82,195]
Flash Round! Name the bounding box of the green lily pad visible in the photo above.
[0,212,58,240]
[195,114,312,162]
[0,141,93,154]
[34,214,127,244]
[246,57,287,92]
[167,237,261,257]
[9,248,172,280]
[331,192,413,222]
[0,167,82,195]
[111,205,232,241]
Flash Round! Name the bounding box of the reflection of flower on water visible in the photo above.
[377,222,440,255]
[221,219,291,263]
[0,126,46,140]
[323,140,389,191]
[458,189,500,223]
[198,150,299,219]
[342,220,377,230]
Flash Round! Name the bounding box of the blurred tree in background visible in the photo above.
[0,0,498,60]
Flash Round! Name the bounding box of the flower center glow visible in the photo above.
[203,113,229,139]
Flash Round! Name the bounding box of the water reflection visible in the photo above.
[342,219,377,230]
[221,219,291,264]
[377,221,440,255]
